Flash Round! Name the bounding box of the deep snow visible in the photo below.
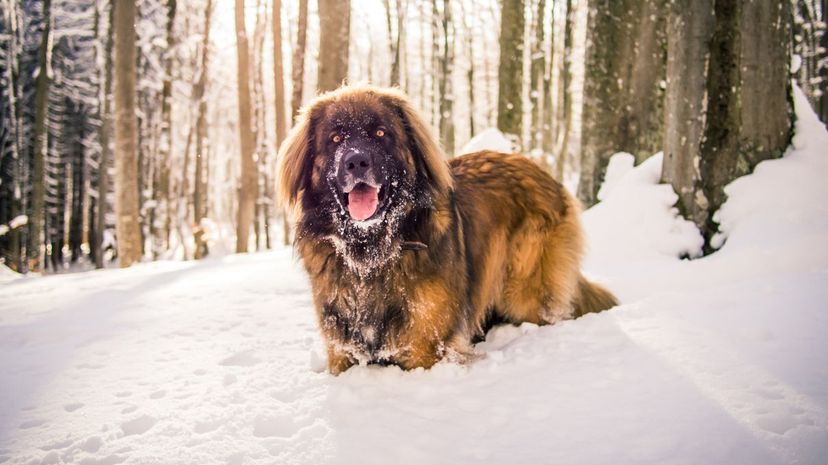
[1,89,827,465]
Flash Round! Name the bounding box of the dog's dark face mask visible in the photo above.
[301,101,427,273]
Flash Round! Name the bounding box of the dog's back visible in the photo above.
[450,151,617,333]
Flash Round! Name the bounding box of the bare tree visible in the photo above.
[0,0,24,270]
[272,0,291,246]
[251,0,268,251]
[459,1,476,139]
[273,0,287,147]
[529,0,546,151]
[383,0,405,87]
[318,0,351,92]
[431,0,454,154]
[154,0,176,258]
[497,0,524,145]
[113,0,143,267]
[578,0,666,206]
[29,0,52,271]
[234,0,257,253]
[555,0,573,178]
[291,0,309,119]
[193,0,214,258]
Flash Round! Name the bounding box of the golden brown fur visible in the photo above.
[276,85,617,374]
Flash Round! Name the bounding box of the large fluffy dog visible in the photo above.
[277,85,617,374]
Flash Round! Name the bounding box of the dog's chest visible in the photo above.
[320,276,409,361]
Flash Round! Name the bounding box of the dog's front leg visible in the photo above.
[326,343,355,375]
[395,339,441,371]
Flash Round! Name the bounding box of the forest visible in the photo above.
[0,0,825,273]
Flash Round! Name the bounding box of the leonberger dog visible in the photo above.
[276,85,617,374]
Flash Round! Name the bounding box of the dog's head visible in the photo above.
[276,85,452,270]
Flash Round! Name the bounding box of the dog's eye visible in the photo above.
[331,134,342,144]
[375,128,385,138]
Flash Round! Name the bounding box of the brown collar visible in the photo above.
[400,241,428,251]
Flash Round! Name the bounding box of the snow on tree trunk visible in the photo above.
[96,0,114,269]
[662,0,794,250]
[497,0,524,145]
[0,0,24,271]
[578,0,666,207]
[29,0,51,272]
[234,0,257,253]
[113,0,143,267]
[661,0,713,232]
[317,0,350,93]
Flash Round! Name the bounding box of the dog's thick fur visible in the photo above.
[277,85,617,374]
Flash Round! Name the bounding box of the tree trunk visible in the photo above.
[1,0,24,271]
[272,0,291,246]
[578,0,666,206]
[418,1,428,114]
[29,0,52,272]
[530,0,546,151]
[662,0,793,250]
[555,0,573,179]
[432,0,454,154]
[156,0,176,257]
[317,0,351,92]
[821,0,828,125]
[497,0,524,145]
[234,0,257,253]
[384,0,405,87]
[193,0,214,258]
[113,0,143,267]
[70,127,85,263]
[95,0,115,269]
[464,8,476,139]
[291,0,309,119]
[252,0,267,251]
[273,0,287,147]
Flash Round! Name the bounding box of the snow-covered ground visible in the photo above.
[2,90,827,465]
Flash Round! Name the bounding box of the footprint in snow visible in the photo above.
[252,414,301,439]
[19,418,47,429]
[219,350,260,367]
[120,414,157,436]
[64,402,84,412]
[149,390,166,399]
[193,418,223,434]
[80,436,103,453]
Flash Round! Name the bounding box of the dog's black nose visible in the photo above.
[342,150,372,179]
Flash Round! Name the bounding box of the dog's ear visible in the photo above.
[276,107,315,210]
[381,90,453,196]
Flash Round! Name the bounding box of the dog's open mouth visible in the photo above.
[344,182,386,221]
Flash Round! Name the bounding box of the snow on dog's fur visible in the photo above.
[277,85,617,374]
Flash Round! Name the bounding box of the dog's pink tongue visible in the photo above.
[347,185,379,220]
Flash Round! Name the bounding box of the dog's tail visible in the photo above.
[572,275,618,317]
